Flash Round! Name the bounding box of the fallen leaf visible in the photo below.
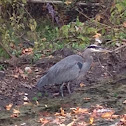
[13,74,19,78]
[101,111,114,119]
[22,48,33,55]
[123,22,126,27]
[10,43,15,48]
[111,114,120,119]
[89,116,94,125]
[119,114,126,125]
[71,107,89,114]
[18,68,24,74]
[41,38,46,41]
[123,100,126,104]
[48,55,54,58]
[13,109,20,114]
[93,33,101,39]
[80,83,85,87]
[11,109,20,117]
[55,107,66,116]
[6,103,13,110]
[61,108,65,116]
[64,0,72,5]
[39,118,49,125]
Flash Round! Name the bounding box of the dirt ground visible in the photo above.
[0,48,126,126]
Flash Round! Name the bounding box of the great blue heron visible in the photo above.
[36,44,109,97]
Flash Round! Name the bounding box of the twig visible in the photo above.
[76,8,91,20]
[97,55,113,77]
[120,39,126,42]
[17,2,33,18]
[112,44,126,53]
[76,7,112,29]
[0,42,13,58]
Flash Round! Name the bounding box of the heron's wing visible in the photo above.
[46,55,84,84]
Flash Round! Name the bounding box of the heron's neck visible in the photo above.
[82,49,93,63]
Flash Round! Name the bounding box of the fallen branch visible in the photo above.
[27,0,101,6]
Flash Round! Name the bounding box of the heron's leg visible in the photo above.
[60,83,65,97]
[67,82,71,94]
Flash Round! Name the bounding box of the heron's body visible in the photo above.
[36,45,108,96]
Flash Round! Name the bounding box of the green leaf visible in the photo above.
[32,97,38,101]
[37,92,42,97]
[115,3,124,13]
[29,19,37,31]
[86,27,97,34]
[22,0,27,4]
[61,25,69,38]
[77,35,90,42]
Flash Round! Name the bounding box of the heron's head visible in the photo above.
[86,44,109,53]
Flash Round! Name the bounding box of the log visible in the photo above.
[27,0,100,6]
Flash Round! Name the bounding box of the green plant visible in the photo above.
[32,97,38,102]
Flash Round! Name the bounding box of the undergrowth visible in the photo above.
[0,0,126,60]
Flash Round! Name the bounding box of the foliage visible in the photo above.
[0,0,126,59]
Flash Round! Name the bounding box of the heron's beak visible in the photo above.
[100,49,111,54]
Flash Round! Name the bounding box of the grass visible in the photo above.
[0,48,10,59]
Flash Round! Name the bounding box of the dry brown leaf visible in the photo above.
[55,112,61,116]
[71,107,89,114]
[13,74,19,78]
[60,107,66,116]
[111,114,120,119]
[101,111,114,119]
[120,114,126,125]
[48,55,54,58]
[55,107,66,116]
[95,14,102,21]
[80,83,85,87]
[22,48,33,55]
[39,118,49,125]
[41,38,46,41]
[123,22,126,27]
[89,117,94,125]
[10,43,15,49]
[6,103,13,110]
[13,109,20,114]
[93,33,101,39]
[64,0,72,5]
[11,109,20,117]
[18,68,24,74]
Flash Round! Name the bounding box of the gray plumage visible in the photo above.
[36,44,108,96]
